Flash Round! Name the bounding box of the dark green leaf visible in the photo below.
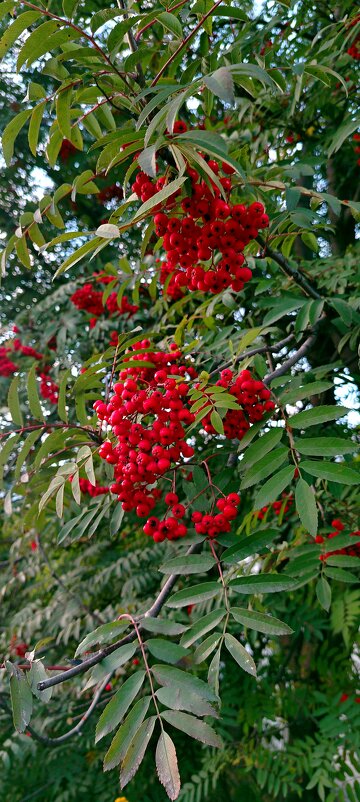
[166,582,220,608]
[104,697,151,771]
[230,607,293,635]
[316,576,331,611]
[95,671,145,743]
[120,717,156,788]
[300,461,359,485]
[224,633,257,676]
[295,478,318,536]
[161,710,223,748]
[230,574,297,594]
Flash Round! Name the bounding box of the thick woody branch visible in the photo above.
[264,331,318,385]
[37,541,202,692]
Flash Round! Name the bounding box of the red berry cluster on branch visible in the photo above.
[316,519,360,560]
[39,370,59,404]
[353,133,360,167]
[13,338,43,360]
[70,277,138,323]
[0,346,18,376]
[131,126,269,299]
[347,16,360,59]
[192,493,241,539]
[201,369,275,440]
[256,494,293,520]
[94,342,197,539]
[79,478,109,497]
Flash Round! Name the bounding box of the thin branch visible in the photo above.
[117,0,145,87]
[257,235,323,301]
[209,333,295,377]
[263,331,318,385]
[26,672,112,745]
[37,541,203,692]
[151,0,223,86]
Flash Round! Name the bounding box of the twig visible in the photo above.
[263,331,318,385]
[151,0,223,86]
[26,672,112,745]
[257,235,322,301]
[37,541,203,692]
[117,0,145,87]
[209,333,294,377]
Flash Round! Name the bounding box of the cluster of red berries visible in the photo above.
[130,123,269,299]
[0,346,18,377]
[59,138,77,161]
[79,478,109,497]
[201,369,275,440]
[143,492,188,542]
[347,17,360,60]
[256,494,293,521]
[353,133,360,167]
[70,284,138,322]
[94,342,197,538]
[315,519,360,560]
[192,493,241,539]
[13,338,43,360]
[98,184,123,204]
[39,371,59,404]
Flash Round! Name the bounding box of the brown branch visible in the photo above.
[257,235,323,301]
[263,331,318,385]
[26,672,111,745]
[151,0,223,86]
[37,541,203,692]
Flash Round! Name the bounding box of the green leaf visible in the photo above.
[104,697,151,771]
[180,609,226,648]
[14,429,42,480]
[210,409,224,435]
[155,686,218,718]
[95,671,145,743]
[151,665,219,703]
[7,374,23,426]
[230,574,297,594]
[7,664,33,733]
[240,428,283,468]
[280,381,333,405]
[155,731,181,802]
[330,298,353,326]
[224,633,257,677]
[166,582,220,608]
[204,66,235,104]
[328,118,360,157]
[323,567,359,584]
[28,101,46,157]
[300,461,359,485]
[120,717,156,788]
[230,607,293,635]
[0,435,21,486]
[56,84,73,139]
[75,620,130,657]
[26,364,43,421]
[161,710,223,748]
[0,11,41,60]
[194,632,221,665]
[159,554,215,574]
[157,11,183,38]
[240,447,288,489]
[145,639,189,665]
[141,618,187,637]
[27,660,52,703]
[290,405,348,429]
[17,19,59,70]
[295,478,318,536]
[316,576,331,612]
[295,437,358,457]
[131,176,186,224]
[253,466,294,509]
[2,109,32,166]
[263,299,306,326]
[222,529,280,564]
[325,555,360,569]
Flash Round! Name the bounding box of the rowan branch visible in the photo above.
[37,541,202,692]
[263,330,318,385]
[257,235,323,301]
[26,672,112,746]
